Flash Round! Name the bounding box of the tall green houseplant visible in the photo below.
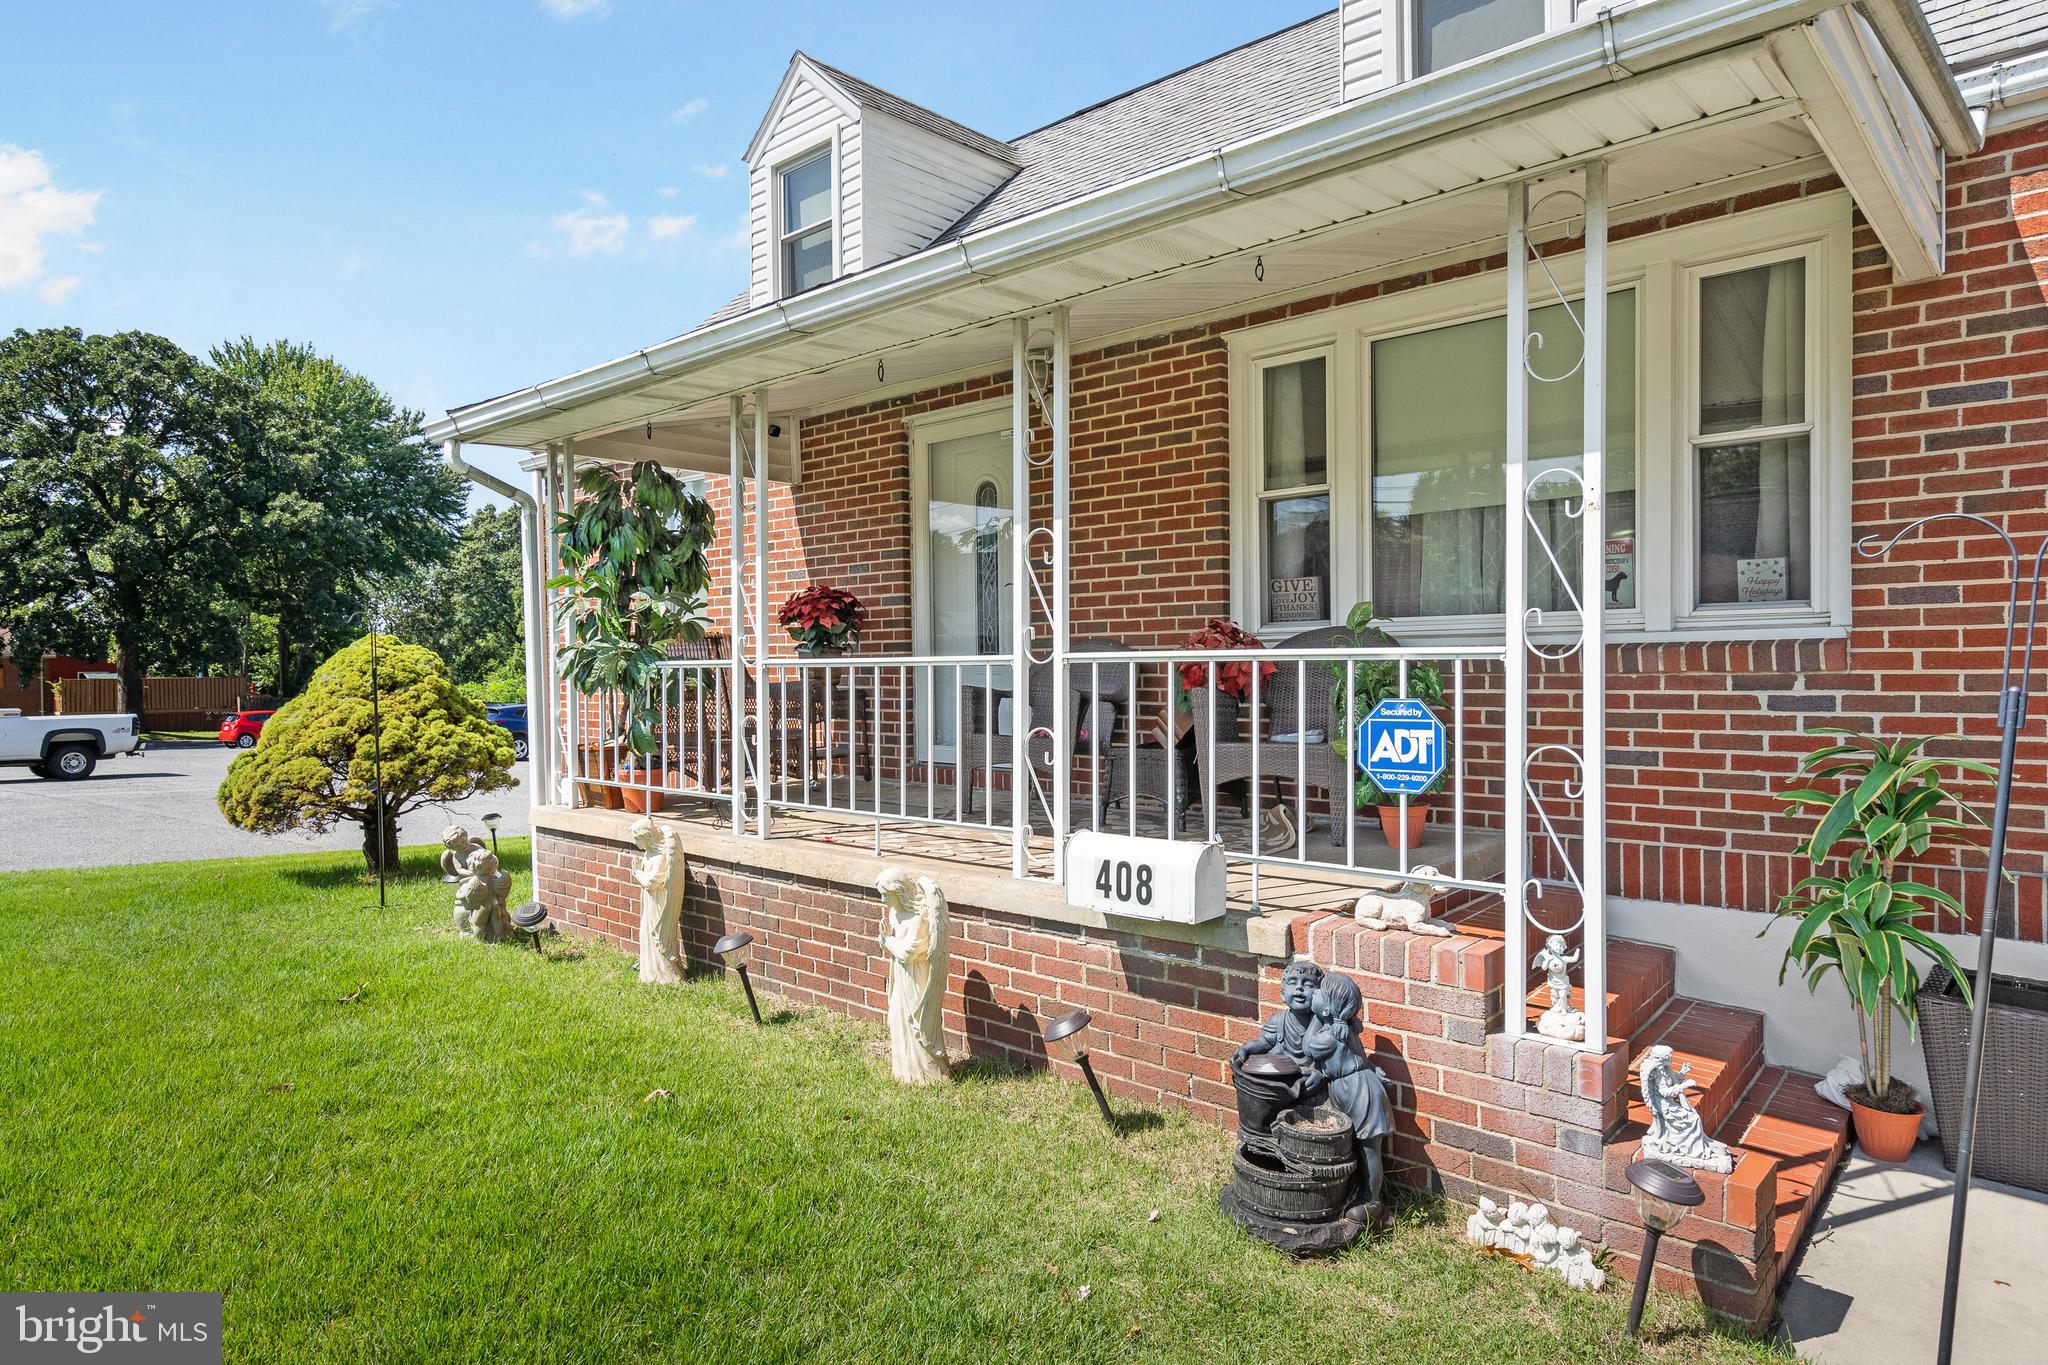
[1765,728,1983,1115]
[548,461,715,755]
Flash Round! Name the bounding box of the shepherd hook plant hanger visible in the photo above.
[1857,511,2046,1365]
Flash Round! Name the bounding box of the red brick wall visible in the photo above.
[660,121,2048,941]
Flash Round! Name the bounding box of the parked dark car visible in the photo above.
[486,703,529,761]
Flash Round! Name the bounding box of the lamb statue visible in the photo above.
[1354,865,1451,935]
[630,815,685,985]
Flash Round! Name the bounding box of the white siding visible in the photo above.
[747,68,858,307]
[1340,0,1401,101]
[858,109,1014,267]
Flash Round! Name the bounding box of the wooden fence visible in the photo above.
[56,676,249,729]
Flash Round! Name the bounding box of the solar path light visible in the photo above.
[713,930,763,1024]
[1044,1009,1116,1130]
[1623,1157,1704,1339]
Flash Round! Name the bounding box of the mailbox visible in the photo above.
[1066,831,1227,924]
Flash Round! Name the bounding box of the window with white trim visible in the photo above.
[1408,0,1577,77]
[779,150,834,297]
[1228,193,1851,643]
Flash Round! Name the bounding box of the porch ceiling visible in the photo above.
[443,3,1957,470]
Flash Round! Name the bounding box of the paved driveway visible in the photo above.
[0,740,530,872]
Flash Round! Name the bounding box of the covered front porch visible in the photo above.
[447,4,1961,1054]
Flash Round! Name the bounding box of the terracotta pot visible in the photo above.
[619,766,670,814]
[1850,1095,1924,1162]
[576,746,626,809]
[1375,802,1430,850]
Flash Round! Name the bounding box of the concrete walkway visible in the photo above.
[1780,1140,2047,1361]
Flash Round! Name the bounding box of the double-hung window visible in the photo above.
[779,150,834,297]
[1253,354,1333,626]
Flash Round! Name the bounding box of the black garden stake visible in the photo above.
[1858,512,2042,1365]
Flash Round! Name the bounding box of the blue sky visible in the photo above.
[3,0,1327,494]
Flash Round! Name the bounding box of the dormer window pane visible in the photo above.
[783,153,832,235]
[1415,0,1544,75]
[780,150,834,297]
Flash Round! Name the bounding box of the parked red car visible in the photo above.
[218,708,275,748]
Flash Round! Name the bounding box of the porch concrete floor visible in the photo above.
[1778,1141,2047,1361]
[634,776,1504,915]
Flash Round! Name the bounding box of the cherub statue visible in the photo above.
[630,815,684,985]
[1300,971,1394,1214]
[1233,958,1323,1073]
[440,825,485,883]
[1532,933,1586,1042]
[1465,1195,1508,1248]
[1554,1226,1606,1291]
[1639,1044,1733,1172]
[877,867,949,1085]
[455,848,513,943]
[1354,865,1451,935]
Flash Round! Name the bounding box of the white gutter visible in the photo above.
[443,440,550,819]
[427,0,1966,447]
[1956,53,2048,134]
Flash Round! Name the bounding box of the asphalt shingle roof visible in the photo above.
[807,57,1019,165]
[1924,0,2048,72]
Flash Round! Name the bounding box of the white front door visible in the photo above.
[916,420,1013,754]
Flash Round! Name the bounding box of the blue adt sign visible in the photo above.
[1358,698,1445,795]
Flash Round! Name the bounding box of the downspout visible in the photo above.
[444,439,549,821]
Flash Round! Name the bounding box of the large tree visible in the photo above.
[213,338,463,697]
[0,328,253,722]
[217,634,514,872]
[381,503,524,687]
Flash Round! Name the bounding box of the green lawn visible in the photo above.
[0,844,1787,1363]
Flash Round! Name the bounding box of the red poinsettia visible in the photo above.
[1178,618,1277,700]
[779,584,867,653]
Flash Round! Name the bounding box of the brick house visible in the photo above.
[432,0,2048,1324]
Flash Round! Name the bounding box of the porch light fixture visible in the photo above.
[713,930,762,1024]
[482,812,502,855]
[510,899,548,954]
[1622,1158,1704,1338]
[1044,1009,1116,1131]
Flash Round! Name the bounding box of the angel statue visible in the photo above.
[1531,933,1585,1042]
[1639,1043,1733,1172]
[440,824,485,884]
[877,867,950,1085]
[630,816,685,985]
[455,848,514,943]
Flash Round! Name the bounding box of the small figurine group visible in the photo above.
[1465,1197,1606,1291]
[441,825,512,943]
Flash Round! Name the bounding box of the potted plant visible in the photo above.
[1764,728,1984,1162]
[1323,602,1446,850]
[779,584,866,656]
[547,461,715,805]
[1175,617,1278,702]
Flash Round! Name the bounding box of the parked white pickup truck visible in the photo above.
[0,710,146,779]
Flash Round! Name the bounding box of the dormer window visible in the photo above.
[1413,0,1546,74]
[779,150,835,297]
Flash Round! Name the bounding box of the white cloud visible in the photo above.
[578,188,610,208]
[656,186,682,199]
[552,208,629,256]
[320,0,393,32]
[539,0,609,18]
[669,97,708,124]
[0,145,100,295]
[648,213,697,240]
[691,162,730,179]
[37,275,80,305]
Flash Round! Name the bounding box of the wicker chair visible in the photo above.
[955,639,1131,822]
[1185,625,1354,846]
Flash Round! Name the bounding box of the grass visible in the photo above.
[0,843,1790,1363]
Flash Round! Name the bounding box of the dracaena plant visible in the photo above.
[1763,728,1985,1112]
[546,461,714,755]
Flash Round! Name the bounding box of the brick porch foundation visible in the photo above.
[535,808,1845,1329]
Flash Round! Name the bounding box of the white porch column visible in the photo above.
[1580,159,1610,1051]
[528,456,555,813]
[753,391,772,839]
[1503,183,1530,1037]
[1010,318,1032,879]
[728,394,747,832]
[1050,305,1071,883]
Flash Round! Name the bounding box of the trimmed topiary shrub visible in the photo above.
[218,634,514,872]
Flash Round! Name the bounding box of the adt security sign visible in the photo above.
[1359,698,1445,795]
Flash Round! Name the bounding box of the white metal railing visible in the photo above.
[562,660,736,811]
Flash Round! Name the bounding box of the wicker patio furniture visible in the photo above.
[955,639,1132,823]
[1185,624,1354,846]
